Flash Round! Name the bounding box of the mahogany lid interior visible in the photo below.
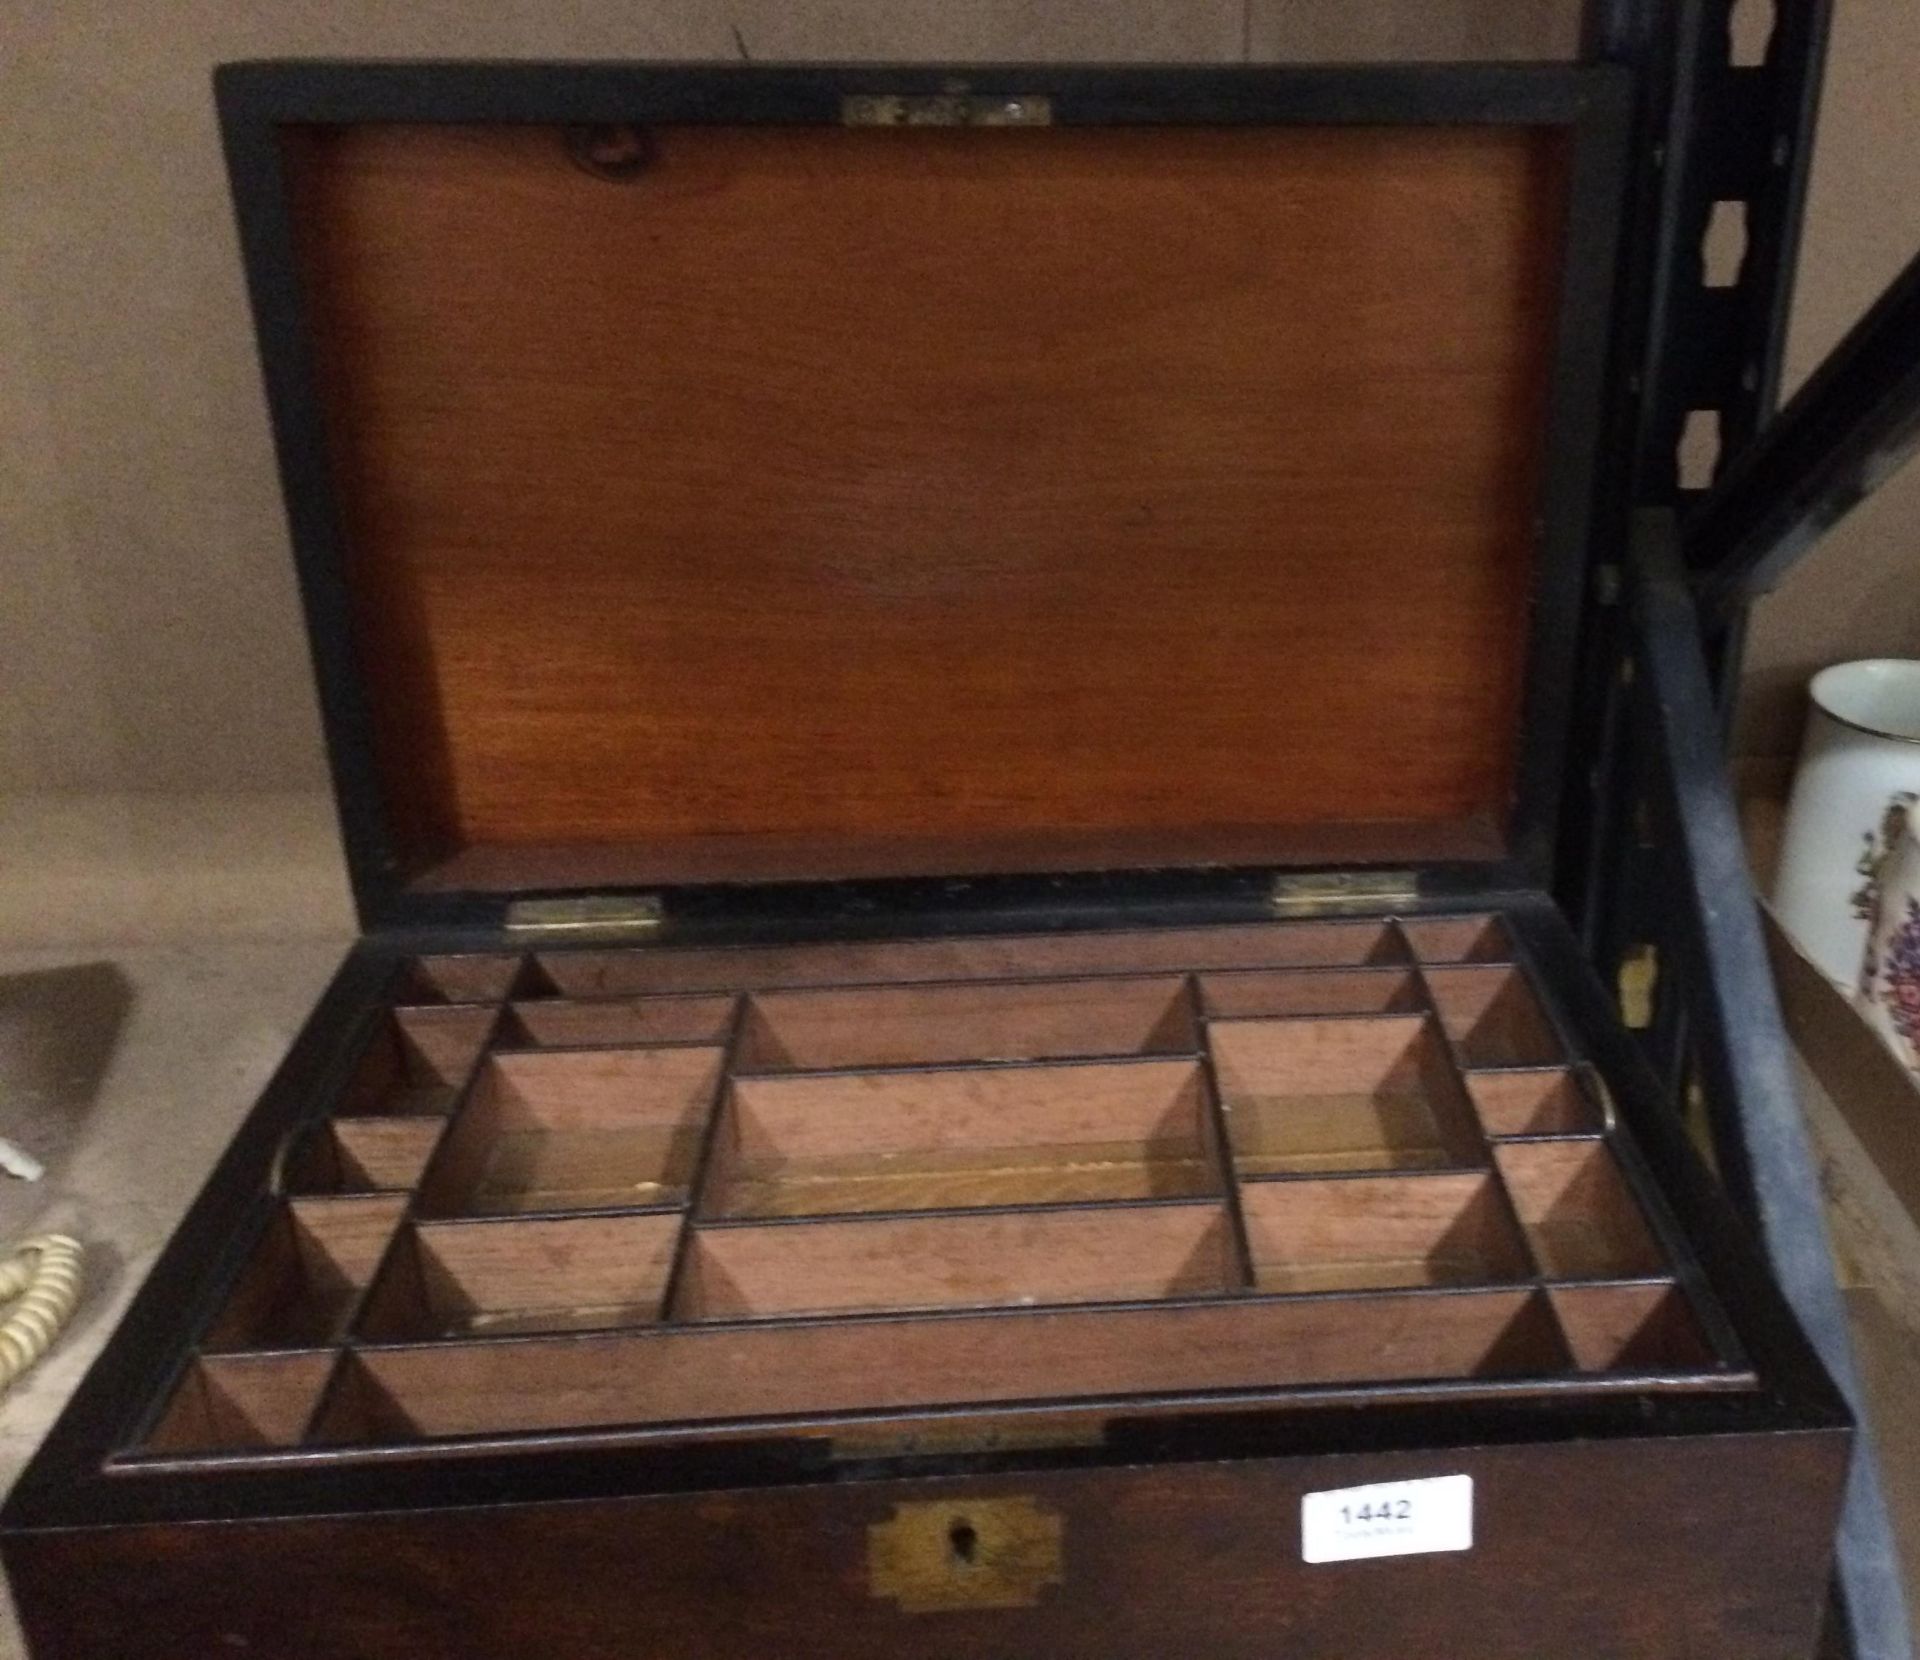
[280,118,1576,897]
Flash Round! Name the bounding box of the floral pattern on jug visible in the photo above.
[1857,791,1920,1075]
[1869,897,1920,1067]
[1852,792,1917,926]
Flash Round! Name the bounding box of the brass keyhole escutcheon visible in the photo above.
[868,1496,1064,1613]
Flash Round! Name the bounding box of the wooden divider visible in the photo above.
[139,915,1746,1460]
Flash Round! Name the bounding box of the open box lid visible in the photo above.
[217,63,1630,930]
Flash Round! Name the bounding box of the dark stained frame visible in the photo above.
[1574,4,1915,1655]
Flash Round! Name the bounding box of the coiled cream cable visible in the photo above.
[0,1236,82,1390]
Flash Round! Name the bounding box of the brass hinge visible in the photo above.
[503,894,665,938]
[842,93,1052,127]
[1269,870,1420,917]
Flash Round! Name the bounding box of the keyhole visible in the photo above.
[948,1518,979,1566]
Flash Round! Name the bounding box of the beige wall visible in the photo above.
[4,1,1904,799]
[1737,0,1920,757]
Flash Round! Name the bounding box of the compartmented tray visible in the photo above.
[127,915,1749,1461]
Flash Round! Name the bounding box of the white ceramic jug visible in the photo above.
[1772,659,1920,987]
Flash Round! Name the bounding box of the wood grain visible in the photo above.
[204,1198,406,1352]
[358,1213,683,1340]
[289,1195,410,1284]
[346,1285,1551,1436]
[474,1046,725,1132]
[1398,914,1514,962]
[1424,964,1567,1067]
[289,1117,445,1194]
[1208,1013,1483,1173]
[1240,1172,1533,1293]
[419,1047,724,1216]
[11,1434,1847,1660]
[1198,967,1424,1019]
[1494,1139,1667,1279]
[736,977,1196,1072]
[1466,1066,1600,1136]
[1549,1282,1716,1372]
[398,954,523,1004]
[710,1059,1217,1216]
[339,1008,493,1118]
[390,1006,496,1085]
[143,1353,338,1454]
[286,122,1567,886]
[725,1057,1209,1161]
[499,994,737,1050]
[538,920,1405,998]
[677,1203,1236,1319]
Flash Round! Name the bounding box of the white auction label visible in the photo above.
[1300,1474,1474,1564]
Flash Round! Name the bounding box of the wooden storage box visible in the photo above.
[0,62,1850,1660]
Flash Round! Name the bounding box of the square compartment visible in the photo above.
[1549,1283,1718,1372]
[677,1202,1237,1319]
[1240,1172,1533,1294]
[142,1353,339,1453]
[418,1046,724,1217]
[357,1213,684,1340]
[284,1118,446,1194]
[1399,916,1514,963]
[1247,922,1410,969]
[337,1007,496,1117]
[705,1058,1222,1218]
[394,954,527,1005]
[497,994,737,1050]
[1200,968,1424,1020]
[1208,1014,1483,1175]
[1467,1068,1603,1137]
[734,976,1198,1073]
[1422,966,1565,1067]
[1494,1140,1669,1279]
[305,1353,422,1446]
[204,1196,406,1351]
